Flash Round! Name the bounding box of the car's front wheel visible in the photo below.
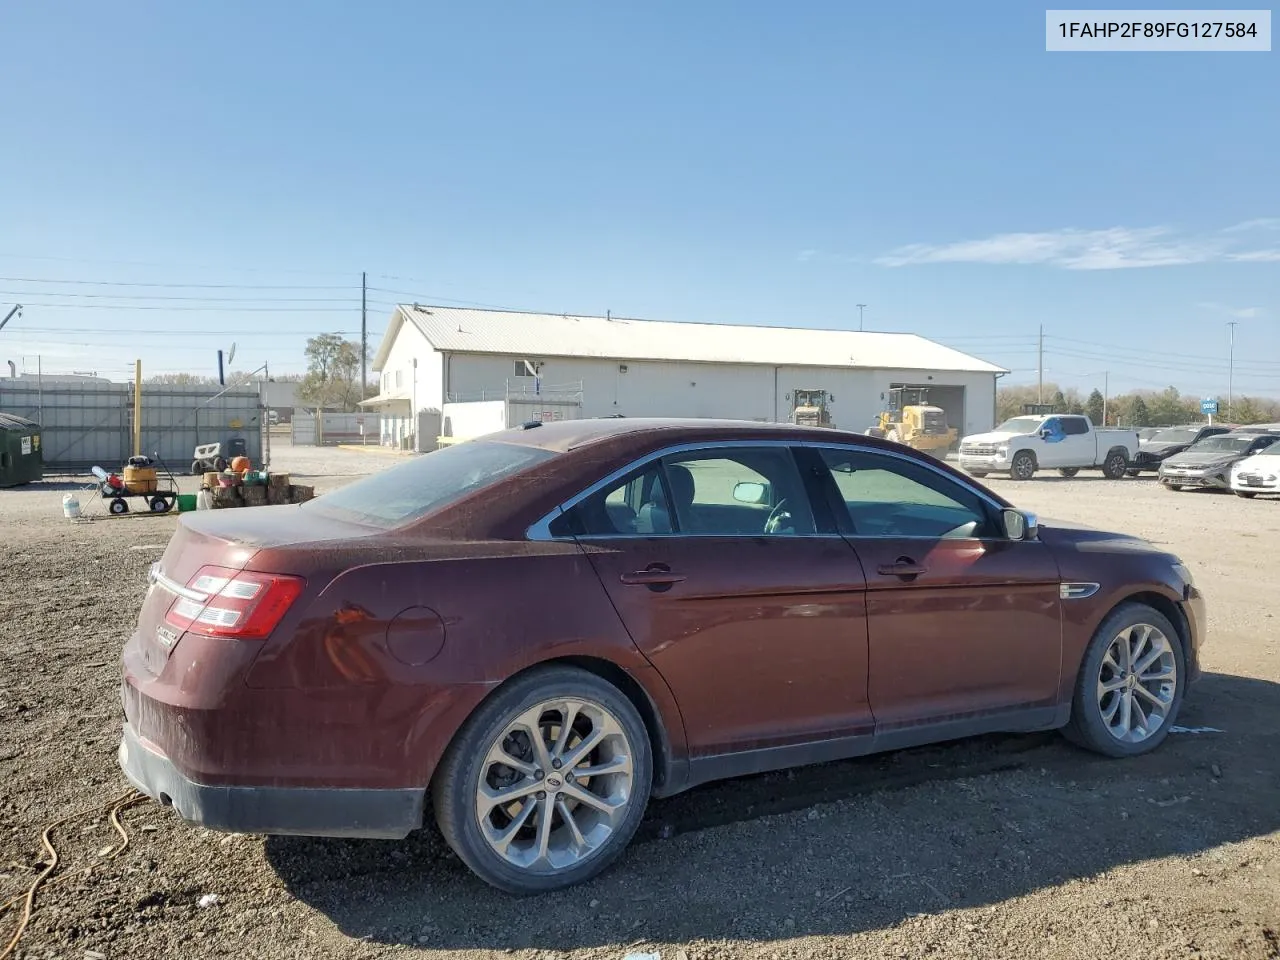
[1063,602,1185,758]
[1234,490,1257,499]
[432,666,652,894]
[1010,451,1037,481]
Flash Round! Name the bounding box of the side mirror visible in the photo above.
[733,481,769,505]
[1003,509,1039,541]
[1038,429,1050,439]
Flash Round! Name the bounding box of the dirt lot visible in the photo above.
[2,448,1278,960]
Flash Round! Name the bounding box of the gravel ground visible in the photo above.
[2,447,1278,960]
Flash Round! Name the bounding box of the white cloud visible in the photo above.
[1227,249,1280,263]
[1196,302,1265,320]
[868,219,1280,270]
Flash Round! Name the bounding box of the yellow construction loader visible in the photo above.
[790,388,835,429]
[866,387,956,456]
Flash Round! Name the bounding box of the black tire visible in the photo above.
[1163,482,1182,492]
[1101,449,1129,480]
[149,497,172,513]
[1058,467,1080,478]
[432,665,653,895]
[214,457,228,472]
[191,461,203,476]
[1126,469,1141,478]
[1235,490,1258,499]
[1062,602,1186,758]
[967,470,989,478]
[1009,451,1037,481]
[109,498,129,515]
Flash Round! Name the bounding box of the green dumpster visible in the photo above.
[0,414,44,487]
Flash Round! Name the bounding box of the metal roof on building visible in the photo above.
[0,413,40,431]
[373,304,1006,375]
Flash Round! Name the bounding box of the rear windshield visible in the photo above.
[303,440,557,528]
[1148,428,1198,444]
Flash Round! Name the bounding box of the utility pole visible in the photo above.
[1037,324,1044,404]
[1227,320,1238,421]
[1102,370,1109,425]
[361,271,368,401]
[856,304,867,331]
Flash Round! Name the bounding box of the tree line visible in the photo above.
[997,382,1280,428]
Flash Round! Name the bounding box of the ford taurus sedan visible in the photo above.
[119,418,1205,894]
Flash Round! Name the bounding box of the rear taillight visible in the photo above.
[164,565,305,640]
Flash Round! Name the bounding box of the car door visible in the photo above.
[550,443,873,757]
[804,445,1062,732]
[1033,416,1070,467]
[1058,416,1094,464]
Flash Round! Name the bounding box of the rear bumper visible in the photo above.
[118,722,423,839]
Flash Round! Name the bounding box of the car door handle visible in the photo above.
[878,560,928,578]
[619,568,687,587]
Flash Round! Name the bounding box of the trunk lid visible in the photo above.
[132,505,379,675]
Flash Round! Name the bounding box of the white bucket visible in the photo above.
[62,493,82,519]
[196,489,212,511]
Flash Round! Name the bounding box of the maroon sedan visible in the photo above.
[119,418,1205,893]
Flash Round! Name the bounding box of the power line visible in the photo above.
[7,302,359,312]
[0,290,358,303]
[1046,333,1280,367]
[0,275,355,290]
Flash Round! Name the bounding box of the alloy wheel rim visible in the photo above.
[1096,623,1177,743]
[1014,456,1033,479]
[475,698,634,872]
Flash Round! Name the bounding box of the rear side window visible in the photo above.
[1062,417,1090,435]
[552,446,816,537]
[304,440,556,528]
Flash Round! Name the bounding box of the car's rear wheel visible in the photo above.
[967,470,988,478]
[1010,451,1037,481]
[1235,490,1258,499]
[1101,450,1129,480]
[1163,482,1182,492]
[1063,603,1184,758]
[1058,467,1079,478]
[432,666,652,895]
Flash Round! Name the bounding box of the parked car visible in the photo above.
[119,418,1204,894]
[1158,428,1280,492]
[958,414,1139,480]
[1127,423,1233,476]
[1229,437,1280,498]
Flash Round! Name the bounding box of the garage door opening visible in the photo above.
[888,383,966,449]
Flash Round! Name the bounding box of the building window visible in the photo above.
[514,360,542,378]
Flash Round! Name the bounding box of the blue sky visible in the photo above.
[1,1,1277,397]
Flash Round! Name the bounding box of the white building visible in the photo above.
[362,304,1007,449]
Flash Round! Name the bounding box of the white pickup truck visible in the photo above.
[958,414,1140,481]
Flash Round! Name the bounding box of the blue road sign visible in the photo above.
[1201,397,1219,416]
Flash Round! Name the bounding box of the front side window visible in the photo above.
[554,446,816,537]
[1250,435,1279,454]
[817,448,996,539]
